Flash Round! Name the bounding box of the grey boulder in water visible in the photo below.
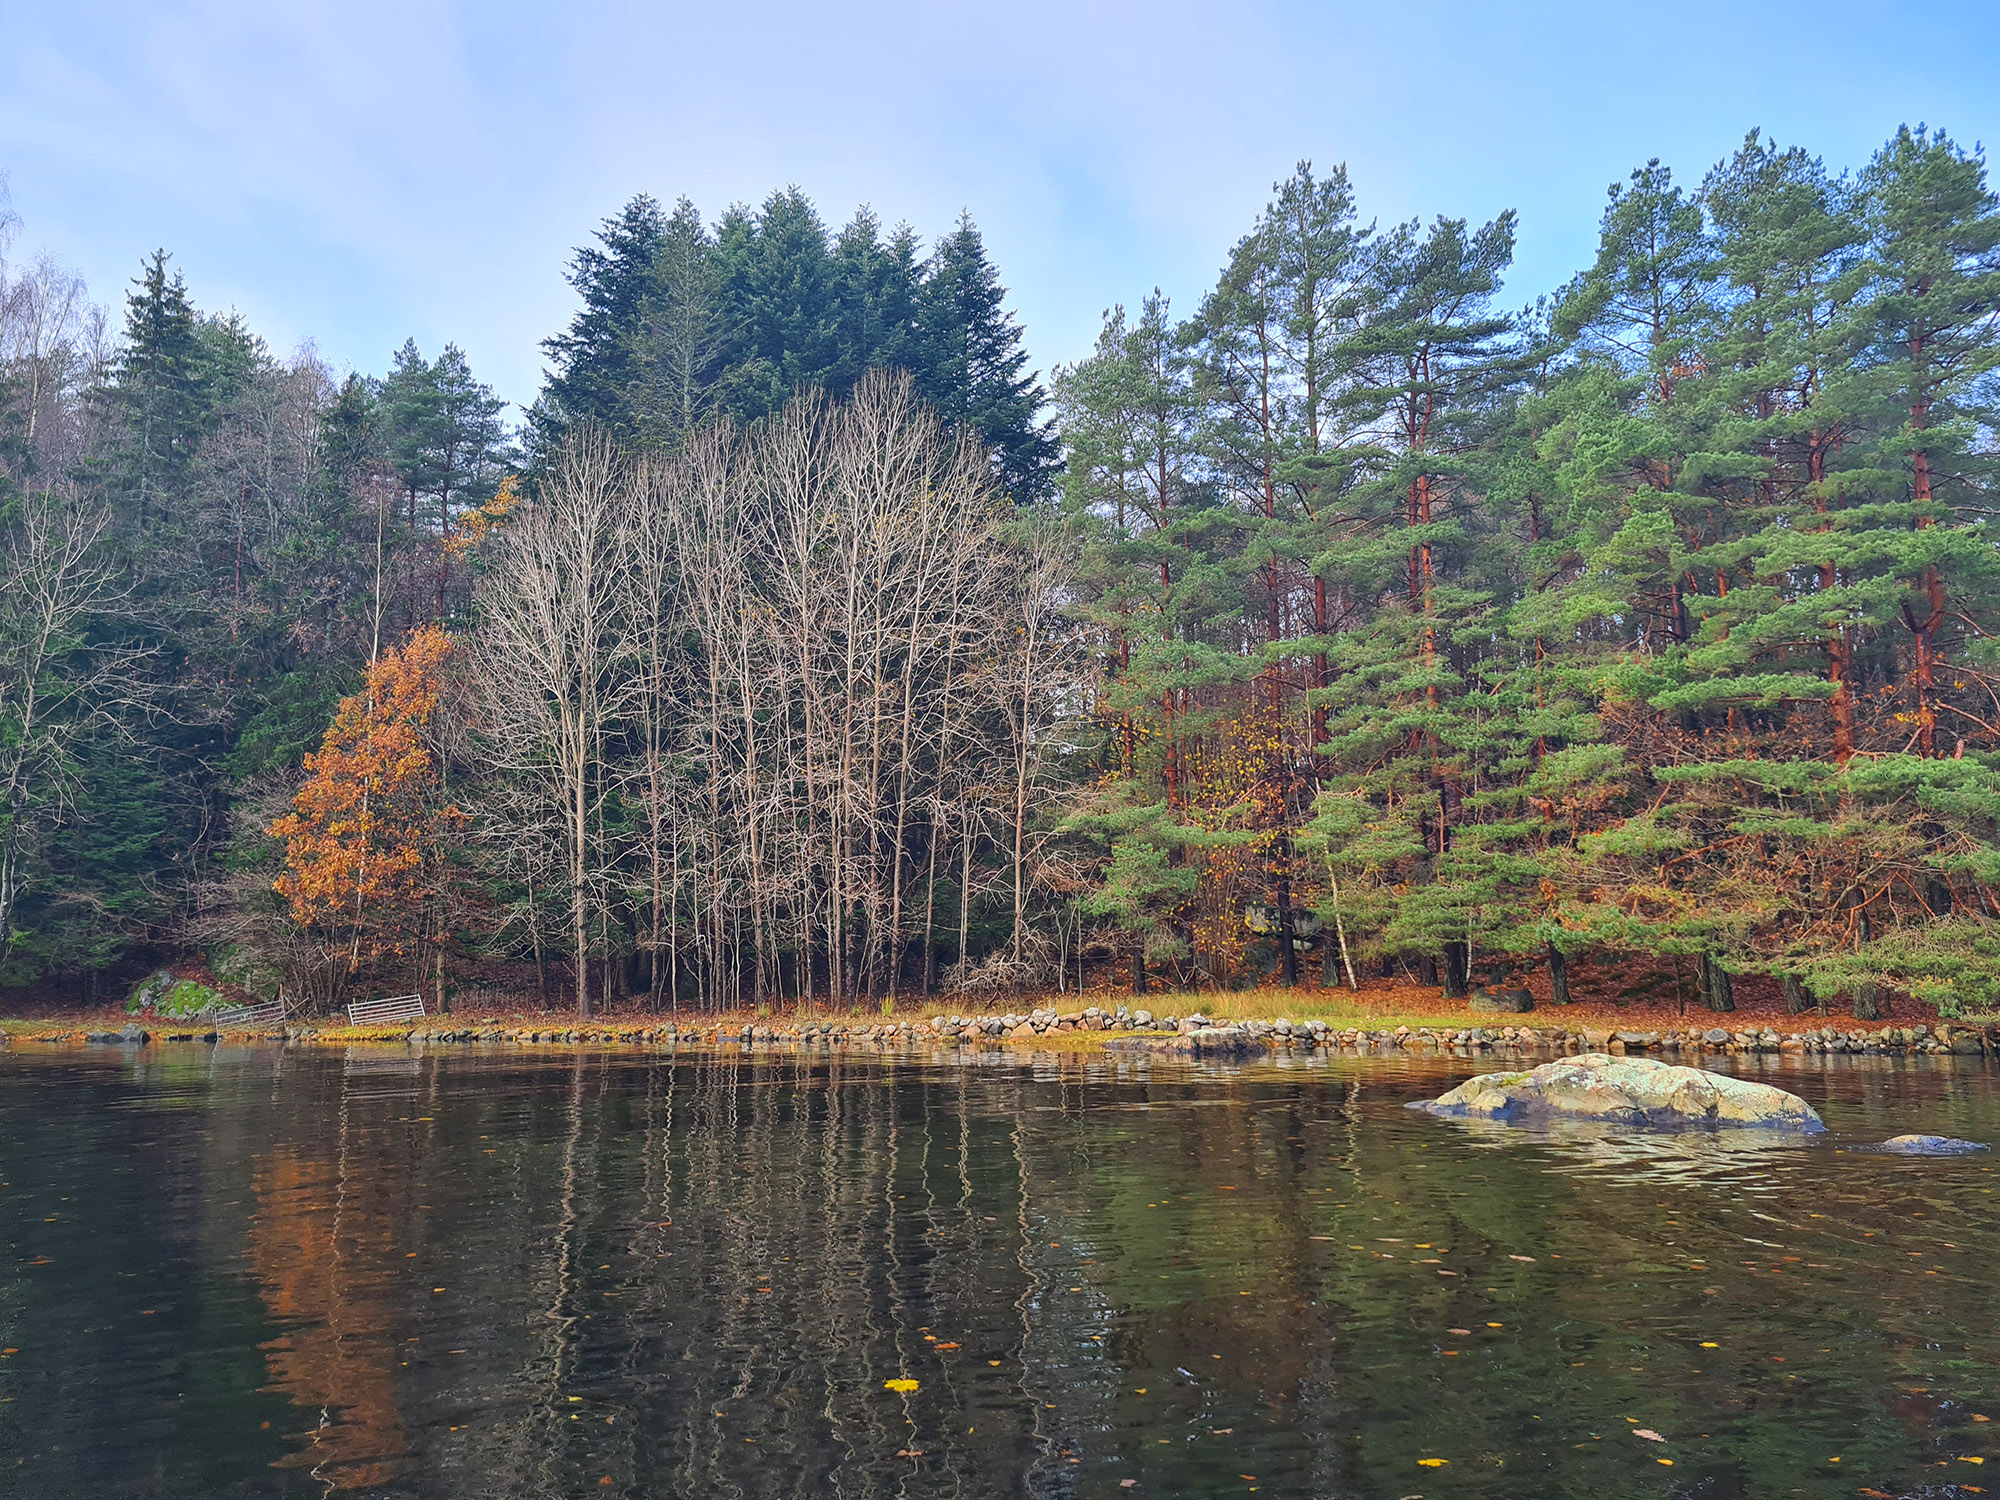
[1873,1134,1989,1156]
[1412,1053,1825,1132]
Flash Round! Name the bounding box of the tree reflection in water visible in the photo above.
[4,1045,2000,1497]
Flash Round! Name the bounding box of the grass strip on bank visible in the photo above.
[0,973,1978,1050]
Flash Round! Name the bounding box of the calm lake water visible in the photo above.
[2,1044,1998,1499]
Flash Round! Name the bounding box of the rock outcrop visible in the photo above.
[1468,985,1535,1013]
[1412,1053,1825,1132]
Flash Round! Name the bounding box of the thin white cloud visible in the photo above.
[3,0,1993,409]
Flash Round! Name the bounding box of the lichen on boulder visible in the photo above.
[1412,1054,1824,1132]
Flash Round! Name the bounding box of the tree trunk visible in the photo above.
[1699,953,1735,1013]
[1852,980,1884,1022]
[573,746,591,1019]
[957,833,973,991]
[1325,866,1358,992]
[922,824,940,997]
[1828,620,1856,765]
[1311,575,1330,749]
[1275,852,1297,987]
[1441,941,1469,999]
[1547,943,1571,1006]
[1781,972,1812,1014]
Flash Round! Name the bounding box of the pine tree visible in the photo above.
[379,341,507,620]
[1190,161,1373,983]
[1857,125,2000,759]
[1539,134,2000,1014]
[535,190,1057,497]
[1056,294,1217,986]
[1312,212,1522,993]
[1552,159,1713,401]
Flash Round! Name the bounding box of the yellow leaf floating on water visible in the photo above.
[1700,1342,1719,1348]
[1418,1458,1448,1467]
[884,1379,919,1393]
[1963,1457,1988,1465]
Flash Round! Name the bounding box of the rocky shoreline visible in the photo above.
[11,1002,1997,1059]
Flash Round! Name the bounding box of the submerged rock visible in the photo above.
[1873,1134,1989,1156]
[1411,1054,1824,1132]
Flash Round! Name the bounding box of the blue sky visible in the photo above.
[5,0,1997,415]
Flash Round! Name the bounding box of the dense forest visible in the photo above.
[3,126,1998,1018]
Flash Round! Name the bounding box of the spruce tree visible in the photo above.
[536,194,667,444]
[111,250,208,531]
[712,187,839,422]
[915,213,1058,502]
[826,207,921,394]
[627,197,728,450]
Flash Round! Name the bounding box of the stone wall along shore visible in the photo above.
[13,1002,1996,1059]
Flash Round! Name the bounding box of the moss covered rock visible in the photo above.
[1413,1054,1824,1132]
[128,972,225,1020]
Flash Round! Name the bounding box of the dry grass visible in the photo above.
[0,968,1953,1049]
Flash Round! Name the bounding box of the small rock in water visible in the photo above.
[1875,1134,1989,1156]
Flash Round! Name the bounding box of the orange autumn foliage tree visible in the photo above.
[271,627,465,980]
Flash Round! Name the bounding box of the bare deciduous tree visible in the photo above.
[471,371,1076,1011]
[0,492,152,947]
[478,430,631,1016]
